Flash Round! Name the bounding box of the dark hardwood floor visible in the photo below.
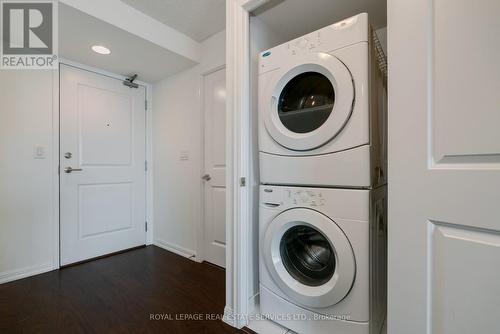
[0,246,248,334]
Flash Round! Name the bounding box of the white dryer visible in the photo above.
[258,13,387,188]
[259,185,387,334]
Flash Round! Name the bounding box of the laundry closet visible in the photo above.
[246,1,388,333]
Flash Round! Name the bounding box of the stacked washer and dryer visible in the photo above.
[258,13,387,334]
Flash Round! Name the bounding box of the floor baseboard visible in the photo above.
[60,245,146,268]
[153,239,196,260]
[0,262,55,285]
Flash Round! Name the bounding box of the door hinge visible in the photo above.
[145,100,148,110]
[240,177,246,187]
[145,221,148,232]
[145,160,148,172]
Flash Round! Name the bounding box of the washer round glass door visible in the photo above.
[280,225,335,287]
[263,208,356,308]
[263,52,354,151]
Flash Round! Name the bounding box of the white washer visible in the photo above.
[258,13,387,188]
[259,185,387,334]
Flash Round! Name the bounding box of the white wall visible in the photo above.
[152,30,226,258]
[0,70,58,283]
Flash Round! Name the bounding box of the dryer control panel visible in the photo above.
[258,13,368,75]
[286,33,322,56]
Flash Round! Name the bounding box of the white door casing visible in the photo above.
[388,1,500,334]
[60,64,146,266]
[203,67,227,268]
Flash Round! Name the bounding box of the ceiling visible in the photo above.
[59,0,386,82]
[120,0,226,42]
[254,0,387,42]
[59,3,197,83]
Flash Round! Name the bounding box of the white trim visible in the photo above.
[223,306,238,328]
[0,263,55,285]
[154,239,196,260]
[201,64,227,77]
[241,0,270,12]
[197,64,228,264]
[145,85,154,245]
[225,0,260,329]
[52,67,60,270]
[197,72,206,263]
[248,292,259,314]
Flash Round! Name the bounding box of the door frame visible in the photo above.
[196,64,227,264]
[54,59,154,268]
[224,0,266,328]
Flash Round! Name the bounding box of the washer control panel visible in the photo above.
[261,186,325,208]
[290,189,325,207]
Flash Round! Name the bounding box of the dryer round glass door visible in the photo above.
[278,72,335,134]
[263,52,354,151]
[263,208,356,308]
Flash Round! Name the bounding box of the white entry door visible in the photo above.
[202,67,226,268]
[388,1,500,334]
[60,64,146,266]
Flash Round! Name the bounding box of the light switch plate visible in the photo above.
[34,145,46,159]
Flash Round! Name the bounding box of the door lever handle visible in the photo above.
[201,174,211,181]
[64,167,83,173]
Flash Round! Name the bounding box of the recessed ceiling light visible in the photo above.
[91,45,111,55]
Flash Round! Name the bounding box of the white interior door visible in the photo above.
[60,64,146,266]
[388,1,500,334]
[202,67,226,268]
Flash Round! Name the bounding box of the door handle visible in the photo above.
[64,167,83,173]
[201,174,211,181]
